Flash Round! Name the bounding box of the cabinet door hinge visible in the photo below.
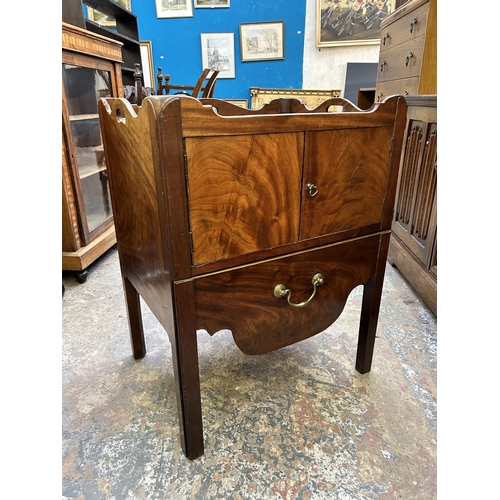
[183,151,188,180]
[389,137,394,153]
[189,232,194,254]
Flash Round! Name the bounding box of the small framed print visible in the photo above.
[87,0,132,27]
[201,32,236,79]
[239,21,284,62]
[195,0,229,8]
[155,0,193,19]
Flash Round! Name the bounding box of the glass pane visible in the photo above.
[62,64,113,233]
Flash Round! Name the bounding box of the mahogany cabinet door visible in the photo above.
[185,132,303,265]
[300,127,394,240]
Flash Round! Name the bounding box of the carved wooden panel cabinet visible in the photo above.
[375,0,436,101]
[62,22,123,281]
[98,95,407,459]
[387,95,437,314]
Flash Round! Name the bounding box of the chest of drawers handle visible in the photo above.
[383,32,390,45]
[410,18,417,33]
[380,60,387,73]
[406,52,414,67]
[274,273,324,308]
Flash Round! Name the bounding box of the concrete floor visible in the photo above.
[62,245,437,499]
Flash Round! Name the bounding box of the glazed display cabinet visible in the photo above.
[62,22,123,282]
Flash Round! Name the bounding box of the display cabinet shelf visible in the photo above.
[82,0,141,86]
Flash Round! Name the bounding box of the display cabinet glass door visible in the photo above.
[62,55,116,240]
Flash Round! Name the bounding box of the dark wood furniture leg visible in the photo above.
[355,233,391,374]
[171,281,204,459]
[123,277,146,359]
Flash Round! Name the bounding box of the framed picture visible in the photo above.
[195,0,229,8]
[239,21,284,62]
[140,41,155,88]
[87,0,131,27]
[317,0,396,47]
[201,32,236,79]
[224,99,248,108]
[155,0,193,18]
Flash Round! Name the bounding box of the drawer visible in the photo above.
[377,36,425,83]
[379,3,430,54]
[192,233,383,355]
[376,78,420,101]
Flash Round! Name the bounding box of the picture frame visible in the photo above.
[200,32,236,79]
[194,0,229,8]
[224,99,248,108]
[87,0,131,27]
[155,0,193,19]
[239,21,284,62]
[317,0,396,47]
[139,41,155,88]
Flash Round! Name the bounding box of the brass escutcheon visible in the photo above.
[273,273,324,308]
[306,183,319,197]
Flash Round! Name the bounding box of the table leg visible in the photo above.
[355,233,390,374]
[123,277,146,359]
[171,281,204,459]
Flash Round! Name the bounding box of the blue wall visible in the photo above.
[131,0,306,100]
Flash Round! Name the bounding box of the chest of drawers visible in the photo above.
[98,95,407,459]
[375,0,436,101]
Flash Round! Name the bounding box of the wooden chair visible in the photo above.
[156,67,219,98]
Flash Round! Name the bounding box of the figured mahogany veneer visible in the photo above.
[98,95,407,459]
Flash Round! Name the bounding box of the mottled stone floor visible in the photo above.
[62,246,436,499]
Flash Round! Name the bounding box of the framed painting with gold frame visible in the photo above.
[224,99,248,108]
[317,0,396,48]
[140,41,155,88]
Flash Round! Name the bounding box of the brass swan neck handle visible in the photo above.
[273,273,324,308]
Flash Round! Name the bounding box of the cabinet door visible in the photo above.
[300,126,394,240]
[62,52,118,243]
[392,114,437,269]
[186,132,303,265]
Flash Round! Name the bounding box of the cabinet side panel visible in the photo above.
[186,133,303,265]
[301,127,393,239]
[99,99,171,324]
